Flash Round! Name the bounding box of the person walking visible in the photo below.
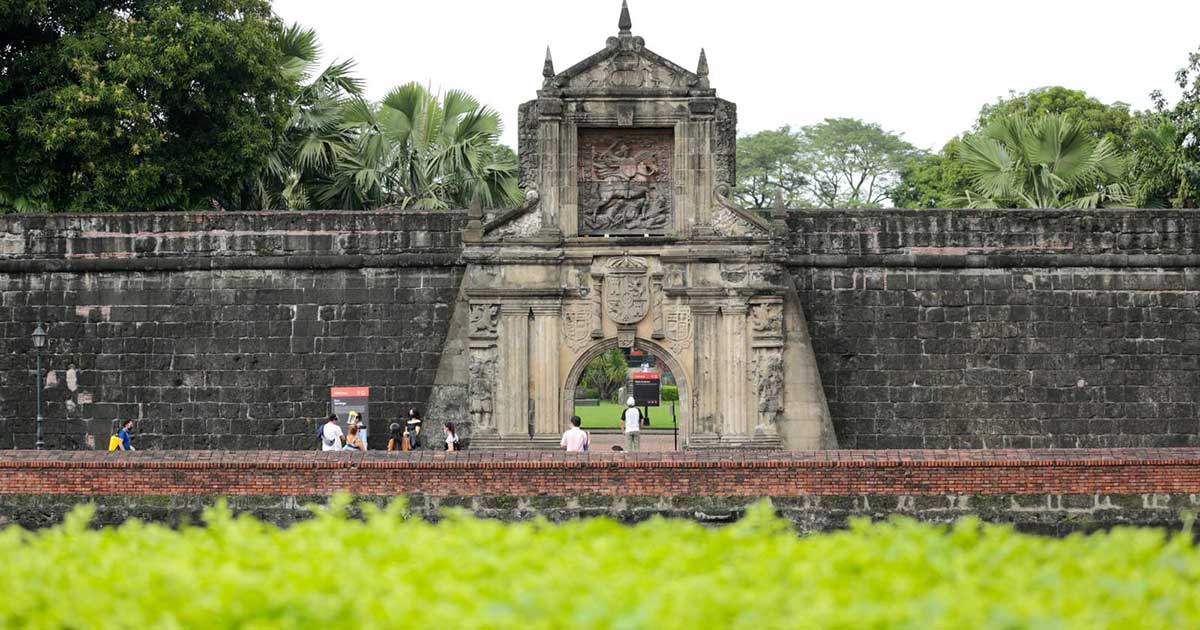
[560,415,589,452]
[321,414,343,451]
[405,409,423,450]
[110,420,135,451]
[443,422,460,452]
[621,397,641,452]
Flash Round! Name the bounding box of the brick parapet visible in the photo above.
[3,449,1198,497]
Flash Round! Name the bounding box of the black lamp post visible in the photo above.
[31,322,47,450]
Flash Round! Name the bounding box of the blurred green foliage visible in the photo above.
[1,499,1198,628]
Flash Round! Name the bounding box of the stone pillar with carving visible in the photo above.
[691,303,722,435]
[496,304,530,437]
[530,302,562,436]
[650,272,665,340]
[749,299,785,435]
[589,272,604,339]
[467,303,501,434]
[719,301,750,436]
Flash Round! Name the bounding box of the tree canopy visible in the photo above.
[0,0,296,212]
[736,119,915,208]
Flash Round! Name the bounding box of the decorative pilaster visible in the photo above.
[749,299,785,434]
[467,303,500,433]
[691,303,722,434]
[589,272,604,338]
[720,302,750,436]
[651,272,665,339]
[496,304,530,437]
[530,302,562,436]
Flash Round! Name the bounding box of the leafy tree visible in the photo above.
[242,25,364,210]
[335,83,522,210]
[734,127,807,208]
[892,138,972,209]
[957,113,1129,208]
[794,118,916,208]
[978,87,1134,151]
[0,0,295,212]
[581,349,628,404]
[895,87,1136,208]
[1130,49,1200,208]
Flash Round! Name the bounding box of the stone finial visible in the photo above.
[771,189,789,234]
[465,190,484,241]
[542,46,555,79]
[618,0,632,35]
[697,48,709,78]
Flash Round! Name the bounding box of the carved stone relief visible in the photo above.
[752,349,784,429]
[469,350,496,431]
[603,254,650,324]
[749,303,783,337]
[468,304,500,338]
[578,128,673,235]
[664,307,693,355]
[562,303,593,355]
[569,52,689,89]
[712,205,759,237]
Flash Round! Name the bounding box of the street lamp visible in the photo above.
[31,322,47,450]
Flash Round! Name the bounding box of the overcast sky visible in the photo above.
[272,0,1200,152]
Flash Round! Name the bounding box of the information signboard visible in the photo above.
[330,386,369,445]
[631,371,660,407]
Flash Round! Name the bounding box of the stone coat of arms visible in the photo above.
[604,255,649,325]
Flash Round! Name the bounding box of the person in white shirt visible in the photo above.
[621,397,641,452]
[560,415,589,452]
[321,415,344,451]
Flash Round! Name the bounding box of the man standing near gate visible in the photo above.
[621,397,641,452]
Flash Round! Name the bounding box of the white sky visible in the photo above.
[272,0,1200,153]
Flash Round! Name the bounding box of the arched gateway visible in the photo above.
[430,3,837,450]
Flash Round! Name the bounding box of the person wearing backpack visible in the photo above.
[621,397,641,452]
[108,420,134,452]
[320,415,343,451]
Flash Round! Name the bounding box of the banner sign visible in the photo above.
[631,372,661,407]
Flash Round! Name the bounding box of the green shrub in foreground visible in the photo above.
[1,499,1198,629]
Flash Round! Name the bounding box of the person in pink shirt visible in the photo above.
[560,415,589,452]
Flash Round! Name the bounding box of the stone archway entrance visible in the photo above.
[561,337,691,443]
[430,3,837,451]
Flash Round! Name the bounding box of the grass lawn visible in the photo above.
[572,401,679,429]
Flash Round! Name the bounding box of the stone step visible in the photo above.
[468,434,564,450]
[685,433,785,450]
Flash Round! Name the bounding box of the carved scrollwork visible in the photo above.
[712,184,772,237]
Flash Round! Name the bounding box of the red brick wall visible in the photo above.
[3,449,1199,497]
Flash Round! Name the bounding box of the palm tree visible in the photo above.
[956,113,1130,208]
[336,83,522,209]
[246,24,364,210]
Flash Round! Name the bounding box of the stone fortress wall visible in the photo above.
[790,209,1200,449]
[2,208,1199,450]
[0,212,465,450]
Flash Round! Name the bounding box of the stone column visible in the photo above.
[720,302,749,436]
[530,302,562,436]
[496,304,530,437]
[691,303,722,434]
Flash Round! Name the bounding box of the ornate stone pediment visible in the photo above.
[543,2,702,94]
[561,48,695,90]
